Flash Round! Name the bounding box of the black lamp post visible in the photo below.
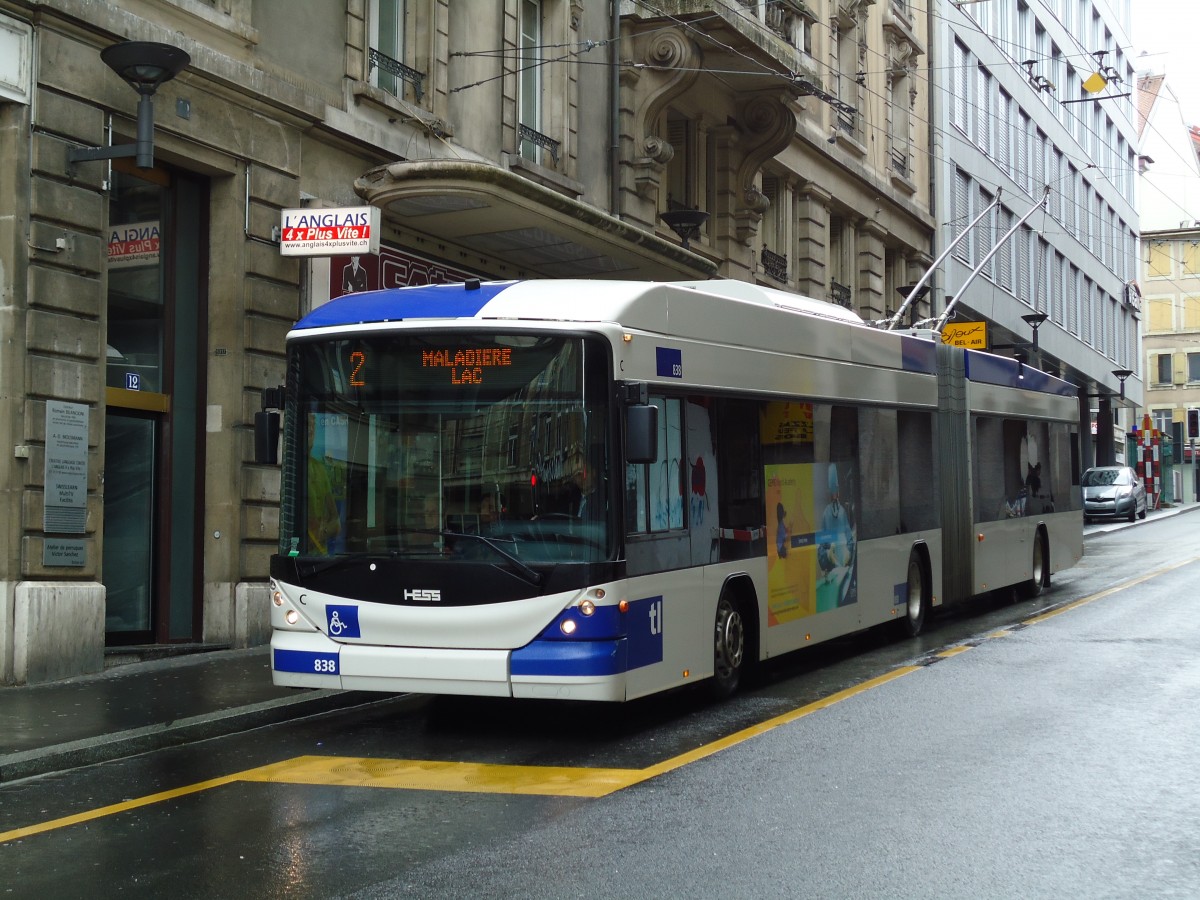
[69,41,190,170]
[1112,368,1133,400]
[1021,311,1049,351]
[659,209,710,250]
[897,284,930,326]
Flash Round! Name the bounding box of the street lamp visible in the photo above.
[1112,368,1133,400]
[659,208,710,250]
[897,284,930,327]
[1021,311,1049,351]
[68,41,190,171]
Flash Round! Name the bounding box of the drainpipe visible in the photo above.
[610,0,621,216]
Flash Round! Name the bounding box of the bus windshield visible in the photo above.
[281,331,613,565]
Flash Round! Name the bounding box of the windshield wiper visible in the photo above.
[292,531,543,586]
[295,552,380,578]
[438,531,544,586]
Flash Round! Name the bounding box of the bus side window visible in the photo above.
[627,396,683,534]
[898,409,938,532]
[714,399,765,561]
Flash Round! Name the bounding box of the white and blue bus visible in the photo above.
[262,278,1083,701]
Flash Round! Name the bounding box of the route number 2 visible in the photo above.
[350,350,366,386]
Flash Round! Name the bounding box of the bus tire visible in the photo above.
[1020,530,1048,599]
[901,550,929,637]
[710,591,745,699]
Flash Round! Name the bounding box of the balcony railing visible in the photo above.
[830,280,852,308]
[837,106,857,135]
[518,123,561,166]
[369,48,425,102]
[761,247,788,282]
[890,145,909,177]
[679,1,814,57]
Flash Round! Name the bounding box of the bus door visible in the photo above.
[623,395,707,695]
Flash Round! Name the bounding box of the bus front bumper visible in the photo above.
[271,630,627,701]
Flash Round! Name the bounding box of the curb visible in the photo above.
[0,689,380,784]
[1084,501,1200,536]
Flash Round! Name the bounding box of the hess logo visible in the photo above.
[404,589,442,603]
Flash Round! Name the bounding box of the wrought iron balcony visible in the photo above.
[890,146,909,177]
[830,280,852,308]
[837,106,857,135]
[369,48,425,102]
[761,247,788,282]
[518,123,561,165]
[636,1,810,72]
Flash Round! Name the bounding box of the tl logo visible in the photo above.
[648,598,663,636]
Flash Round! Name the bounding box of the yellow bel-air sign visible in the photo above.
[941,321,987,349]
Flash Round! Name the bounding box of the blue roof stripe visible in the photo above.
[900,334,937,374]
[964,348,1077,396]
[294,282,515,330]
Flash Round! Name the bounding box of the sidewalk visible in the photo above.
[1083,496,1200,534]
[0,647,377,783]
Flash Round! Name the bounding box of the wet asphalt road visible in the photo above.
[2,514,1198,898]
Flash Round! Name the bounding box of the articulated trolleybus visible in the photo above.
[264,278,1083,701]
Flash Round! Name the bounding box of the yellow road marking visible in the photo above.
[1021,558,1197,626]
[637,666,923,782]
[0,773,241,843]
[936,646,971,658]
[239,755,644,798]
[5,556,1197,843]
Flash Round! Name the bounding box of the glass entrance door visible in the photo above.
[102,164,206,644]
[101,413,156,633]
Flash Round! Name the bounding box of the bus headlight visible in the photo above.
[560,618,577,636]
[285,609,300,625]
[579,599,596,617]
[273,591,284,607]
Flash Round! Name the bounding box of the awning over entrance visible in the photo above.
[354,159,717,281]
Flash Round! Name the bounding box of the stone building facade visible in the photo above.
[0,0,932,683]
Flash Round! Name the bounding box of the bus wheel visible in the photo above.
[710,593,745,699]
[1020,532,1047,599]
[902,551,928,637]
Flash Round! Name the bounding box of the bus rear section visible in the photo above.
[935,343,1084,604]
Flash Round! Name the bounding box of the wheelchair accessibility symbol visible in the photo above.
[325,605,361,639]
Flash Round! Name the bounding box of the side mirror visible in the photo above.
[254,385,285,465]
[626,404,658,464]
[254,411,280,464]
